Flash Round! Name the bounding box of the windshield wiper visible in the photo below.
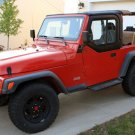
[53,36,67,46]
[39,35,49,44]
[39,35,47,38]
[53,36,64,39]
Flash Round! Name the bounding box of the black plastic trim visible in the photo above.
[119,51,135,77]
[77,45,84,53]
[67,84,87,93]
[7,67,12,75]
[82,10,130,16]
[47,10,132,17]
[2,71,68,94]
[90,78,122,91]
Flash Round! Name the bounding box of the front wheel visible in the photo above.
[8,83,59,133]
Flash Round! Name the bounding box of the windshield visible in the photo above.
[38,17,84,40]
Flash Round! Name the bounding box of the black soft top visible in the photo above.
[81,10,131,16]
[47,10,135,17]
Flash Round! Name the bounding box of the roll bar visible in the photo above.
[121,10,135,16]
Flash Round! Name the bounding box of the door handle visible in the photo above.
[110,53,116,57]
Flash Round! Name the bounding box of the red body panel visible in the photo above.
[0,46,67,75]
[82,45,135,86]
[1,14,135,93]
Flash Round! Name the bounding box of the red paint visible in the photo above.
[0,14,134,93]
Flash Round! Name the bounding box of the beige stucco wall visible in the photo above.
[0,0,64,49]
[64,0,135,14]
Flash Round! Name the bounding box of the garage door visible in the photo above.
[91,1,135,11]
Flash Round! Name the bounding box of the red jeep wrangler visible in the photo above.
[0,10,135,133]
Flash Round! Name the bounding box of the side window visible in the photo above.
[90,19,117,45]
[91,20,102,41]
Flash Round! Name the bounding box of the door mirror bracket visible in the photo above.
[82,31,90,44]
[77,45,85,53]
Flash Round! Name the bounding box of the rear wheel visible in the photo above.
[8,83,59,133]
[0,95,9,106]
[122,62,135,96]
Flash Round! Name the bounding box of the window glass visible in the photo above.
[38,17,84,40]
[90,19,117,45]
[91,20,102,40]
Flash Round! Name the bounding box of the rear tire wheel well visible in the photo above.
[122,60,135,96]
[129,58,135,68]
[122,57,135,79]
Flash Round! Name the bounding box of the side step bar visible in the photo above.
[89,79,123,91]
[67,84,87,93]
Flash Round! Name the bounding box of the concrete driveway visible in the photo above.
[1,85,135,135]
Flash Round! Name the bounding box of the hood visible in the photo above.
[0,46,67,75]
[0,48,40,60]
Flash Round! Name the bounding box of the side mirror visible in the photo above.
[30,30,35,41]
[82,31,90,44]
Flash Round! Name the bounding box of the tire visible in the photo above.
[8,83,59,133]
[122,62,135,96]
[0,95,9,106]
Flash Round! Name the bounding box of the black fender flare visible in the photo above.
[119,51,135,77]
[2,71,68,94]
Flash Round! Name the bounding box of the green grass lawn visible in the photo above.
[79,110,135,135]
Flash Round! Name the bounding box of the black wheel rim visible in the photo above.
[23,96,50,123]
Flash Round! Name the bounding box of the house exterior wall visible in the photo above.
[64,0,135,13]
[0,0,64,49]
[64,0,79,13]
[64,0,90,13]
